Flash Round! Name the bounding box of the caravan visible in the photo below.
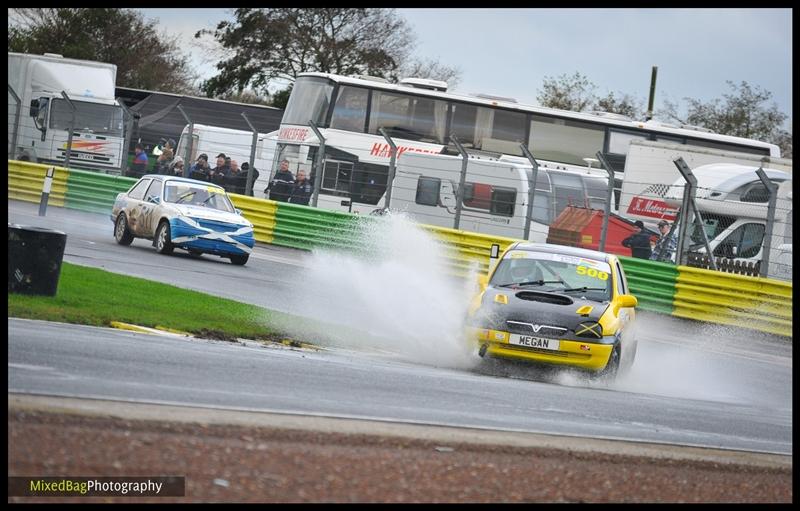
[390,151,609,242]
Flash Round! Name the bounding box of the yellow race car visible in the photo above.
[467,242,638,380]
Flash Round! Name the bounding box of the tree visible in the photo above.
[197,8,415,97]
[537,72,597,112]
[398,58,461,89]
[8,8,197,93]
[593,91,643,119]
[659,81,791,158]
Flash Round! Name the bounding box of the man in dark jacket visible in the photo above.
[209,153,230,188]
[288,169,313,205]
[266,159,295,202]
[622,220,653,259]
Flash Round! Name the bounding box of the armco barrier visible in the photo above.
[673,266,792,337]
[228,193,277,244]
[65,169,136,214]
[8,160,68,207]
[7,159,792,335]
[617,256,678,315]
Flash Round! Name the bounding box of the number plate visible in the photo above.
[509,334,560,350]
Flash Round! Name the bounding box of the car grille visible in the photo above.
[197,219,238,233]
[505,320,568,338]
[499,343,591,360]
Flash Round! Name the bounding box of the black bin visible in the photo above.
[8,224,67,296]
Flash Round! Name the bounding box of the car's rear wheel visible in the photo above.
[155,221,174,255]
[114,214,134,246]
[229,254,249,266]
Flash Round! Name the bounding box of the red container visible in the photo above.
[546,206,655,257]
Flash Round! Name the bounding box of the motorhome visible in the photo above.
[8,52,126,172]
[390,151,609,242]
[176,123,277,195]
[661,163,792,271]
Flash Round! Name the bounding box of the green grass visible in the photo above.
[8,262,296,342]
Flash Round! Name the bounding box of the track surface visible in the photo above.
[7,200,793,456]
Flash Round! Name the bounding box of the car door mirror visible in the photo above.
[618,294,638,308]
[29,99,40,118]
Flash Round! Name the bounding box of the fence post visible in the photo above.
[595,152,616,252]
[116,97,134,176]
[672,157,700,266]
[308,120,326,207]
[177,104,193,178]
[755,167,778,278]
[519,144,540,241]
[378,127,397,210]
[8,84,21,159]
[241,112,259,196]
[60,91,76,170]
[449,135,469,230]
[673,158,716,269]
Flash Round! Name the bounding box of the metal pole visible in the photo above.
[8,84,21,159]
[595,152,616,252]
[38,166,54,216]
[177,104,193,178]
[450,135,469,230]
[308,120,326,207]
[672,157,698,266]
[645,66,658,121]
[378,127,397,210]
[116,97,134,176]
[755,167,778,277]
[688,199,717,270]
[60,91,76,170]
[519,143,540,241]
[241,112,259,196]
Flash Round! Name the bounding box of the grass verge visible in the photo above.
[8,262,296,342]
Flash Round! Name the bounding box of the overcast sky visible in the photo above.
[140,8,792,126]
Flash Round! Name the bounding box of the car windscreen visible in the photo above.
[163,182,235,213]
[490,250,612,302]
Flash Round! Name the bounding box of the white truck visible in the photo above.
[8,52,126,172]
[390,151,609,242]
[176,123,277,195]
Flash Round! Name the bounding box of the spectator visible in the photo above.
[266,159,295,202]
[227,159,246,194]
[622,220,652,259]
[128,143,148,177]
[169,156,185,176]
[209,153,230,187]
[154,144,174,175]
[189,154,210,181]
[240,162,260,196]
[650,220,678,262]
[289,169,313,205]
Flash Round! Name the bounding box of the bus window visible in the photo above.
[449,103,479,147]
[330,86,369,132]
[686,138,770,156]
[321,160,354,196]
[368,91,446,143]
[487,109,527,155]
[528,115,604,166]
[551,172,585,217]
[282,77,333,126]
[608,130,649,155]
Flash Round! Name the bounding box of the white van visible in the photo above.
[662,163,792,271]
[176,124,277,195]
[390,151,609,242]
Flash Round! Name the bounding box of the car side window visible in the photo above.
[145,179,163,202]
[614,261,626,296]
[128,179,151,200]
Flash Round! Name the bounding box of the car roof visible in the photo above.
[509,242,613,264]
[140,174,225,189]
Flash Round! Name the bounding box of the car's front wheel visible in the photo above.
[596,345,621,382]
[229,254,249,266]
[114,214,134,246]
[155,221,174,255]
